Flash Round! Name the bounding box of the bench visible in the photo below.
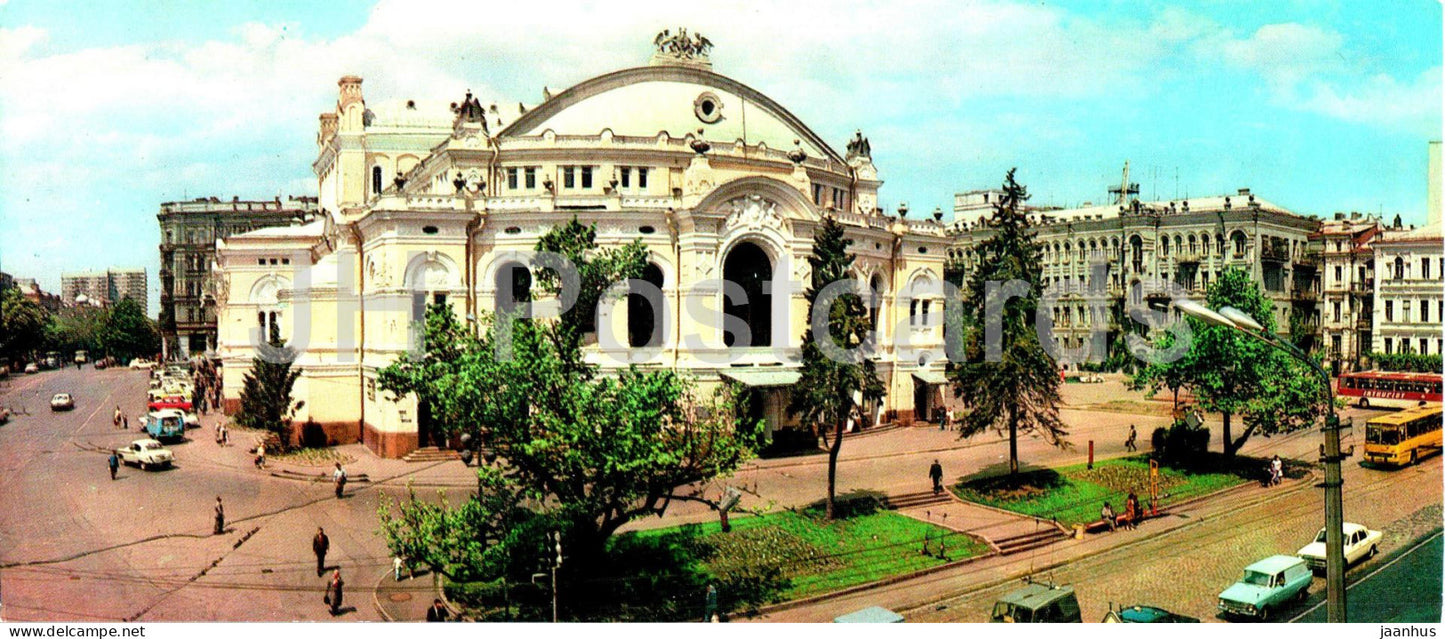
[1083,509,1160,534]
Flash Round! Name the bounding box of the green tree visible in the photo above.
[533,217,648,355]
[377,223,762,588]
[101,298,160,362]
[1132,268,1327,457]
[233,338,303,447]
[0,286,49,364]
[787,216,884,519]
[947,169,1068,475]
[48,305,110,356]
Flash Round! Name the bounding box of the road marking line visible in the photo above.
[1288,528,1444,622]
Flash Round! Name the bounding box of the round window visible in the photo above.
[422,225,439,235]
[694,92,723,124]
[639,225,656,234]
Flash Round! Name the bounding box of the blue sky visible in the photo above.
[0,0,1440,316]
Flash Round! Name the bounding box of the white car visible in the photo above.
[115,439,174,470]
[129,358,156,370]
[1297,522,1382,571]
[50,393,75,411]
[24,363,40,374]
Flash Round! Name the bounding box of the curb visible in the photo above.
[372,568,395,622]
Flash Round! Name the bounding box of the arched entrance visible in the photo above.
[722,242,772,348]
[628,263,666,348]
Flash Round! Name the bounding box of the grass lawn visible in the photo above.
[541,497,989,621]
[952,455,1252,526]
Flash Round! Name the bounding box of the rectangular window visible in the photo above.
[909,299,919,326]
[1334,266,1342,284]
[921,300,931,325]
[1421,338,1430,355]
[637,167,648,189]
[524,167,536,189]
[508,168,519,190]
[813,184,824,206]
[619,167,630,188]
[563,167,575,189]
[1333,302,1341,322]
[1386,300,1394,322]
[1331,335,1342,354]
[1422,301,1430,323]
[1424,258,1432,280]
[1385,337,1393,354]
[832,188,844,209]
[580,166,593,189]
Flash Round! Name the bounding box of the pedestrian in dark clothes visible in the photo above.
[108,451,120,480]
[426,599,449,622]
[313,527,330,577]
[326,569,344,615]
[122,415,129,430]
[1125,424,1138,452]
[929,459,944,495]
[213,496,225,535]
[704,584,717,622]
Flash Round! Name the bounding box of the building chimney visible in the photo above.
[1237,188,1251,196]
[1334,212,1345,221]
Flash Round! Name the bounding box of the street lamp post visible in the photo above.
[1174,300,1347,622]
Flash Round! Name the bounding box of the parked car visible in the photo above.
[24,363,40,374]
[990,582,1082,623]
[74,350,89,364]
[50,393,75,411]
[1297,522,1382,571]
[115,439,174,470]
[1102,604,1200,623]
[129,358,156,370]
[1217,555,1312,620]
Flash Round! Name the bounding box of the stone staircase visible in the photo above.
[884,490,954,510]
[993,526,1070,555]
[402,446,461,463]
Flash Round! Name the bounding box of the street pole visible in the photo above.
[1174,302,1347,621]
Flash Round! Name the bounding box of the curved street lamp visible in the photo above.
[1174,299,1347,623]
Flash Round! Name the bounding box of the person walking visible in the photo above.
[113,406,122,428]
[254,442,266,469]
[703,584,718,623]
[1270,455,1283,486]
[312,527,330,577]
[1125,424,1138,452]
[213,496,225,535]
[929,459,944,495]
[108,451,120,480]
[332,463,347,499]
[325,569,344,615]
[220,424,229,447]
[426,599,449,622]
[122,414,129,430]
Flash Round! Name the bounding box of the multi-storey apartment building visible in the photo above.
[60,270,147,314]
[1372,220,1443,358]
[1317,213,1382,374]
[158,196,319,358]
[948,183,1320,364]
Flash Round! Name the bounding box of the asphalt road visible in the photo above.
[1293,530,1443,624]
[0,367,410,621]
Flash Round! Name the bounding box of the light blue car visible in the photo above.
[1217,554,1312,621]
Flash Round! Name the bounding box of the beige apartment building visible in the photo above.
[215,36,951,458]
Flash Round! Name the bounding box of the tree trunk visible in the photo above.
[825,419,845,519]
[1007,406,1019,475]
[1172,387,1179,410]
[1221,411,1233,458]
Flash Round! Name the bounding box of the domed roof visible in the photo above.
[500,65,843,164]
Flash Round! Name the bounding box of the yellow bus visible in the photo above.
[1363,405,1443,467]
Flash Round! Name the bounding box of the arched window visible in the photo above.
[372,166,383,196]
[627,263,666,348]
[1129,235,1144,272]
[1231,230,1248,257]
[1160,236,1170,257]
[1394,257,1406,280]
[495,262,532,317]
[722,242,772,347]
[869,273,886,333]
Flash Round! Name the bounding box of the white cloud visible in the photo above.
[1219,22,1346,86]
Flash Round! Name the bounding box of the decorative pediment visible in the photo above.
[724,194,786,232]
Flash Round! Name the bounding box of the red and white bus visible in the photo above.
[1337,371,1443,409]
